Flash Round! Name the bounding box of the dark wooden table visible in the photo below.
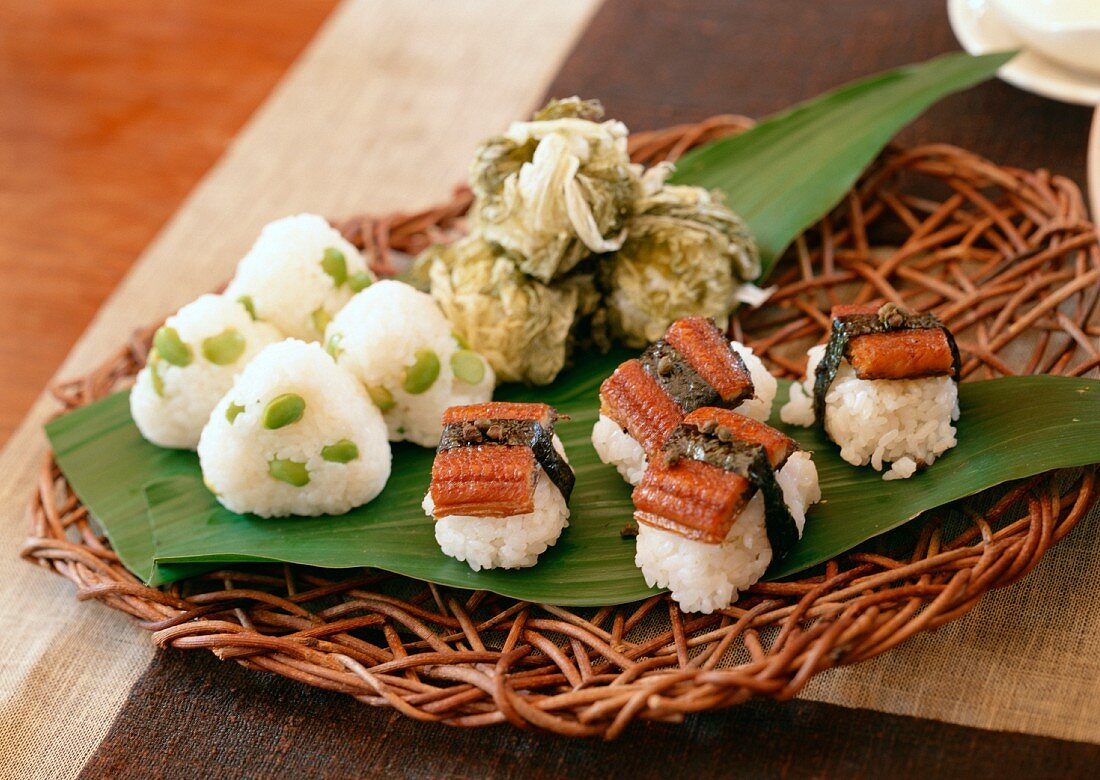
[12,0,1097,776]
[548,0,1090,188]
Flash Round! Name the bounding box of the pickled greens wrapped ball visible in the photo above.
[130,294,283,449]
[225,214,374,341]
[602,183,761,348]
[324,280,495,447]
[198,339,391,517]
[425,235,599,385]
[416,97,763,386]
[469,97,640,283]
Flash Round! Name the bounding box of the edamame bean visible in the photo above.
[325,332,344,360]
[148,351,165,397]
[311,308,332,335]
[321,439,359,463]
[402,348,440,394]
[202,328,246,365]
[450,349,485,384]
[366,385,395,411]
[268,458,310,487]
[153,326,192,367]
[348,272,373,292]
[262,393,306,429]
[237,295,258,320]
[321,247,347,287]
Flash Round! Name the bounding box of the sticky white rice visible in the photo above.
[635,451,820,614]
[225,214,372,341]
[198,339,391,517]
[781,344,959,480]
[729,341,777,422]
[326,280,494,447]
[591,414,649,485]
[424,436,570,571]
[130,294,283,449]
[591,340,777,485]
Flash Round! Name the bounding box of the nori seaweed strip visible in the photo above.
[662,426,800,560]
[640,340,720,412]
[529,427,575,503]
[438,419,575,503]
[944,326,963,381]
[751,452,800,559]
[811,305,961,425]
[811,327,852,425]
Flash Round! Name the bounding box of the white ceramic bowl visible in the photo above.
[990,0,1100,77]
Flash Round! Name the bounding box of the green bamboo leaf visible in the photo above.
[670,51,1015,275]
[46,358,1099,605]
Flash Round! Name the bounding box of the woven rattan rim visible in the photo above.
[22,117,1100,738]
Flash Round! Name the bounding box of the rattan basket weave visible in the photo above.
[23,118,1100,738]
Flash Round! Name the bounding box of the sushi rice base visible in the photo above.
[198,340,392,518]
[729,341,777,423]
[327,280,495,447]
[781,344,959,480]
[424,436,570,571]
[635,451,820,614]
[130,294,283,450]
[591,340,778,486]
[591,415,648,485]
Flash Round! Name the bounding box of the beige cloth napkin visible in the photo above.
[2,2,1098,777]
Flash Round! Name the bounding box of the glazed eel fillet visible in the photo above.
[429,402,573,519]
[599,317,754,455]
[633,408,800,554]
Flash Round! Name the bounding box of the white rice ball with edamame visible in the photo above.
[130,294,283,449]
[325,280,495,447]
[198,339,391,517]
[225,214,373,341]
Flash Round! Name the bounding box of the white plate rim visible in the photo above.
[948,0,1100,106]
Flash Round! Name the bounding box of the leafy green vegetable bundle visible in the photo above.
[422,97,762,383]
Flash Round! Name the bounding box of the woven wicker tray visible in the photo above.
[23,118,1100,738]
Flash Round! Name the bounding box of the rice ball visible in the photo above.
[198,339,391,517]
[634,451,820,613]
[781,344,959,479]
[423,436,571,571]
[225,214,373,341]
[325,280,495,447]
[130,294,283,449]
